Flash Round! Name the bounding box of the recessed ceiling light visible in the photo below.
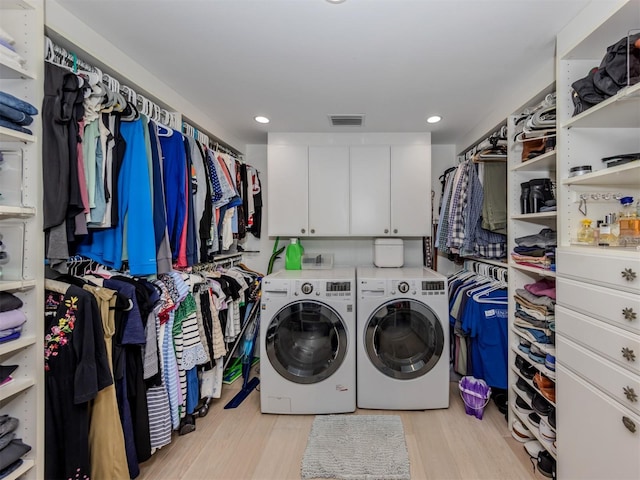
[255,116,270,124]
[326,0,346,3]
[426,115,442,124]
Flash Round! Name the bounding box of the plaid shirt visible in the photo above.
[435,166,458,252]
[447,161,470,251]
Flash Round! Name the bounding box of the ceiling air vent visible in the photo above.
[329,114,365,127]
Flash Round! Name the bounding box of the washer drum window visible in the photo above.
[365,299,444,380]
[266,300,347,384]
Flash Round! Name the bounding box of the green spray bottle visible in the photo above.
[285,238,304,270]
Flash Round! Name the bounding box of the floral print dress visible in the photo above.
[44,285,112,480]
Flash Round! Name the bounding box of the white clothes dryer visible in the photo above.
[356,267,449,410]
[260,268,356,414]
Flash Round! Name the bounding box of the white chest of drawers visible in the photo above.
[557,247,640,479]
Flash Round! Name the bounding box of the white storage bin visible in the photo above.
[373,238,403,267]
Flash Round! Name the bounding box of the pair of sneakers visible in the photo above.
[523,441,556,479]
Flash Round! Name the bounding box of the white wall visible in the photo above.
[242,141,459,276]
[430,144,459,276]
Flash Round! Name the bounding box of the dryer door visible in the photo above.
[365,299,444,379]
[266,300,347,384]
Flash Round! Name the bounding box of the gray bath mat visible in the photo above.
[301,414,410,480]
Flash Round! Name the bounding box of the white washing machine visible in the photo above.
[260,268,356,414]
[356,266,449,410]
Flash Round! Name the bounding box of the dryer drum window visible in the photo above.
[365,299,444,380]
[266,300,348,384]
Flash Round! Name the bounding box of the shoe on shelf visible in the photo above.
[516,377,535,401]
[532,393,552,417]
[512,420,534,443]
[537,450,557,478]
[528,412,541,428]
[524,440,544,458]
[515,396,534,415]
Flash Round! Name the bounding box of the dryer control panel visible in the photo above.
[359,278,446,297]
[263,279,353,298]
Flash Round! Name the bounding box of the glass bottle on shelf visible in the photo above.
[618,196,640,246]
[577,218,595,245]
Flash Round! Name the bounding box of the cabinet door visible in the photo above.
[557,365,640,480]
[267,145,309,236]
[308,146,350,236]
[349,146,390,236]
[390,145,431,236]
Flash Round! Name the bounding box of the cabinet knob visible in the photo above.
[384,229,389,234]
[393,229,398,234]
[623,386,638,403]
[310,229,315,234]
[623,307,637,322]
[622,416,636,434]
[621,268,637,282]
[301,228,306,234]
[621,347,636,362]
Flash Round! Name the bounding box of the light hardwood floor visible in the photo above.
[139,374,538,480]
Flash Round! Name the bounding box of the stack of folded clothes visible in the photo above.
[0,27,26,73]
[512,228,556,271]
[0,292,26,343]
[0,91,38,135]
[0,416,31,478]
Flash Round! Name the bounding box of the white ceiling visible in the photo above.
[51,0,591,148]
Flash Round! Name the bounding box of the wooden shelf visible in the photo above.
[0,59,36,80]
[511,396,557,460]
[3,458,34,480]
[0,0,34,9]
[0,126,36,143]
[511,212,557,221]
[562,161,640,187]
[511,329,555,356]
[0,279,36,292]
[510,360,556,406]
[510,263,556,278]
[561,82,640,129]
[0,376,35,401]
[0,335,36,356]
[0,205,36,217]
[511,150,556,172]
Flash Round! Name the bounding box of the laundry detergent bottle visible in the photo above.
[285,238,304,270]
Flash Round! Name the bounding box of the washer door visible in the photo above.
[365,299,444,380]
[266,300,347,384]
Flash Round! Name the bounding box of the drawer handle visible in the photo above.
[622,347,636,362]
[624,386,638,403]
[623,308,637,322]
[621,268,637,282]
[622,416,636,433]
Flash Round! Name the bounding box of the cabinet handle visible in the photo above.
[621,268,637,282]
[621,347,636,362]
[300,228,306,234]
[623,386,638,403]
[384,229,389,234]
[622,416,636,434]
[393,229,398,234]
[623,307,637,322]
[310,229,315,234]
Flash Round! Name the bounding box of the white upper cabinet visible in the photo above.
[391,145,431,236]
[308,146,350,236]
[349,146,391,236]
[267,144,309,236]
[267,134,431,237]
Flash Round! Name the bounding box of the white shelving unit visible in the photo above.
[0,0,44,478]
[505,85,558,464]
[555,1,640,478]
